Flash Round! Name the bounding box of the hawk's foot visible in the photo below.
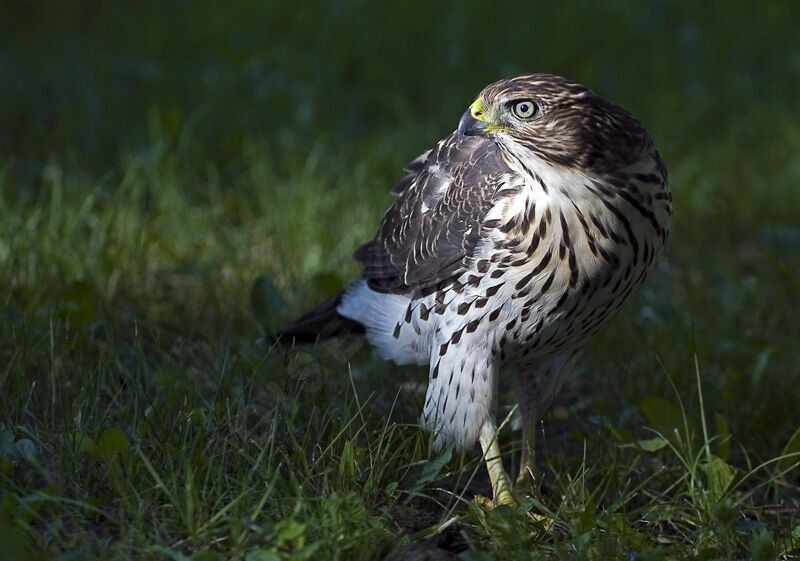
[472,491,553,529]
[472,487,517,512]
[476,421,550,527]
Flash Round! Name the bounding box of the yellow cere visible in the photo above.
[469,98,511,133]
[470,98,485,121]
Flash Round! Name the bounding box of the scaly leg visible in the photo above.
[515,421,542,497]
[473,421,553,528]
[474,421,516,509]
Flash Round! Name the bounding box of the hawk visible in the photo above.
[277,74,671,507]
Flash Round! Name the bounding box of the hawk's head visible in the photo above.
[458,74,654,174]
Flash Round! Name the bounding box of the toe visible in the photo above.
[473,495,495,512]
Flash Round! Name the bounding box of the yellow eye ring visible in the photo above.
[512,100,537,119]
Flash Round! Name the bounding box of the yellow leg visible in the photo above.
[472,423,553,527]
[476,422,516,507]
[515,421,542,496]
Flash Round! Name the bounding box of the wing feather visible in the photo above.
[355,133,518,293]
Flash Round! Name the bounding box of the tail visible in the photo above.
[274,291,365,344]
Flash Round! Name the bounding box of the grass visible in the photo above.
[2,1,800,559]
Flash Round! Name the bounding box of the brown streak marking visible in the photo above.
[485,284,502,297]
[540,270,556,293]
[514,248,553,290]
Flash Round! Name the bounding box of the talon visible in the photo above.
[473,495,495,512]
[473,491,516,511]
[495,488,517,507]
[528,511,555,531]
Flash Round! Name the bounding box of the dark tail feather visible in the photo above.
[274,292,364,344]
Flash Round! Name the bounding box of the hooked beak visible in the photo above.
[458,109,485,138]
[458,98,487,139]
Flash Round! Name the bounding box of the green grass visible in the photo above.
[2,1,800,559]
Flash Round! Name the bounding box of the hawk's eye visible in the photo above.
[511,100,538,119]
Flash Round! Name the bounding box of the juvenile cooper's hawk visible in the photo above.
[278,74,671,506]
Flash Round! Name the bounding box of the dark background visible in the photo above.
[4,1,798,182]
